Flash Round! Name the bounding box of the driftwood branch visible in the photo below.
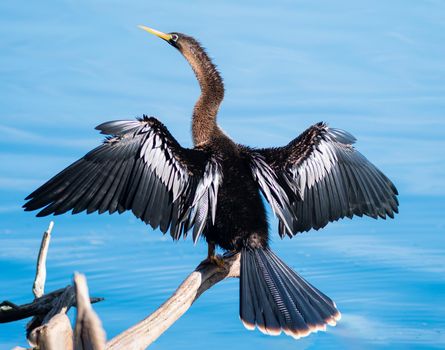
[0,223,104,350]
[0,287,103,324]
[74,273,106,350]
[106,253,240,350]
[27,285,75,347]
[3,222,241,349]
[33,221,53,298]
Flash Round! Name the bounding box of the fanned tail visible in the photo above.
[240,247,340,339]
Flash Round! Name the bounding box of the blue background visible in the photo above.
[1,1,444,349]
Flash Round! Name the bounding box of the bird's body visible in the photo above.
[24,26,399,339]
[203,140,269,251]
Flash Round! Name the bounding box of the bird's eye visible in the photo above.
[171,34,179,42]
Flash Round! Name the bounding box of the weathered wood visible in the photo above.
[0,287,103,323]
[106,253,240,350]
[26,221,54,346]
[33,221,54,298]
[1,222,103,350]
[27,285,76,347]
[23,224,103,350]
[36,314,74,350]
[74,273,106,350]
[5,222,242,350]
[1,288,67,324]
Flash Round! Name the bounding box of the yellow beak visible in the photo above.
[138,25,172,41]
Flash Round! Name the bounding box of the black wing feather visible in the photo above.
[24,116,222,241]
[249,122,398,235]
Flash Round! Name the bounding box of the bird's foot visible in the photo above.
[199,254,226,269]
[208,254,226,268]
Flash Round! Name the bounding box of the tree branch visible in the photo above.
[4,222,241,350]
[106,253,240,350]
[0,287,103,324]
[74,273,106,350]
[33,221,53,298]
[1,223,103,350]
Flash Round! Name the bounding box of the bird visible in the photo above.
[23,25,399,339]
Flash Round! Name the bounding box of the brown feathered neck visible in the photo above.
[177,35,225,146]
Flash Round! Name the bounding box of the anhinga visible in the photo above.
[23,26,399,339]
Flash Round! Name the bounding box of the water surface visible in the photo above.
[1,1,444,349]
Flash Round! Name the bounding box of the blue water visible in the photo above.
[1,0,444,349]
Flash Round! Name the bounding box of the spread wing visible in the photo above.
[23,115,222,242]
[249,122,398,237]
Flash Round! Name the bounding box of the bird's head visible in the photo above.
[138,24,224,106]
[138,25,198,53]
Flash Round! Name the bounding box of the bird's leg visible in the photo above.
[207,242,215,260]
[206,242,225,268]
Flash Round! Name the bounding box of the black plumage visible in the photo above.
[23,26,398,339]
[255,122,398,236]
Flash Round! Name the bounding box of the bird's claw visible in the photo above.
[206,254,226,268]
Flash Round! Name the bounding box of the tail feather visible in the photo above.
[240,247,340,339]
[241,249,282,334]
[267,251,338,326]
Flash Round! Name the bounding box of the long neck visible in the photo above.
[182,44,225,146]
